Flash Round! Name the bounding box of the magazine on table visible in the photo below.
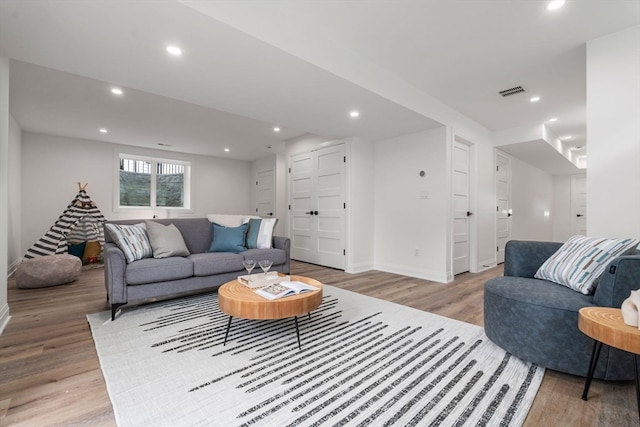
[255,281,319,300]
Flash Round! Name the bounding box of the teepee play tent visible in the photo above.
[24,183,107,260]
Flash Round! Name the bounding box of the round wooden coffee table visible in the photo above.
[218,275,323,349]
[578,307,640,423]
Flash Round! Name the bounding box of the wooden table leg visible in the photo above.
[223,315,233,346]
[294,316,301,350]
[582,340,603,400]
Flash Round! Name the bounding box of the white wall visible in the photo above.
[587,25,640,239]
[0,56,10,334]
[8,115,21,272]
[347,137,374,273]
[509,156,554,241]
[374,127,449,282]
[21,132,252,254]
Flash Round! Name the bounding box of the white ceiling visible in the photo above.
[1,0,639,169]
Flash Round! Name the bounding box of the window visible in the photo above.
[118,154,191,209]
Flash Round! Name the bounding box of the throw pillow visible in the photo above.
[145,221,190,258]
[105,223,153,263]
[82,241,102,264]
[207,214,257,227]
[534,235,639,295]
[208,223,248,253]
[67,242,86,259]
[245,218,278,249]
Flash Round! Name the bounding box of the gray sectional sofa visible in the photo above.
[484,240,640,380]
[104,217,290,320]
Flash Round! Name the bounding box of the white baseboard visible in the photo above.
[374,262,450,284]
[346,261,374,274]
[8,258,21,277]
[0,303,11,335]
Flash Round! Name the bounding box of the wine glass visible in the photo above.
[242,259,256,275]
[258,260,273,277]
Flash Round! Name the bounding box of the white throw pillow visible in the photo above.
[206,214,259,227]
[534,235,639,295]
[105,223,153,263]
[145,221,190,258]
[245,217,278,249]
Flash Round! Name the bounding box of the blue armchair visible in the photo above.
[484,240,640,380]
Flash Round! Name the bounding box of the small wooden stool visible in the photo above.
[578,307,640,423]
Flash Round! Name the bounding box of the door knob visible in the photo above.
[576,214,584,217]
[314,210,319,215]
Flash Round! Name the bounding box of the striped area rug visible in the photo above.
[87,285,544,426]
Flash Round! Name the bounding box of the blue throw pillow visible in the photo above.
[67,242,87,259]
[208,223,248,253]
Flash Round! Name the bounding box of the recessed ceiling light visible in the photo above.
[273,127,280,132]
[111,87,123,95]
[530,96,541,103]
[561,135,572,140]
[99,128,108,133]
[349,111,360,118]
[224,148,230,152]
[166,45,182,56]
[548,117,558,122]
[547,1,565,11]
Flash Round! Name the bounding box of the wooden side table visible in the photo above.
[578,307,640,423]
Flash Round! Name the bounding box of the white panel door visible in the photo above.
[452,141,470,275]
[255,169,275,217]
[314,145,346,269]
[571,175,587,236]
[290,152,314,262]
[495,151,512,264]
[289,144,346,269]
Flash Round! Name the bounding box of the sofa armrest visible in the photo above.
[504,240,563,278]
[594,254,640,307]
[104,242,128,305]
[272,236,291,274]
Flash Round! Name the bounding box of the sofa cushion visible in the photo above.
[126,257,194,285]
[189,252,245,276]
[105,223,153,263]
[242,248,287,266]
[486,276,594,312]
[245,218,277,249]
[145,221,190,258]
[208,223,248,253]
[535,235,639,295]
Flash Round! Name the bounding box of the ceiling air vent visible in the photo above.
[498,86,526,97]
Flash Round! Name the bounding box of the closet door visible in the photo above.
[495,151,512,264]
[289,144,346,269]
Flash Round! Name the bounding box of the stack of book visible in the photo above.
[237,271,290,289]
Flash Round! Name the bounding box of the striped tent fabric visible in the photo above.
[24,185,107,259]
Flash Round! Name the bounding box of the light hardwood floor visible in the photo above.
[0,261,635,426]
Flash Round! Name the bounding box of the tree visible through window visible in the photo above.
[119,156,190,209]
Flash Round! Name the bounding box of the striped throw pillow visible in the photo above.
[105,223,153,263]
[245,218,278,249]
[534,235,639,295]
